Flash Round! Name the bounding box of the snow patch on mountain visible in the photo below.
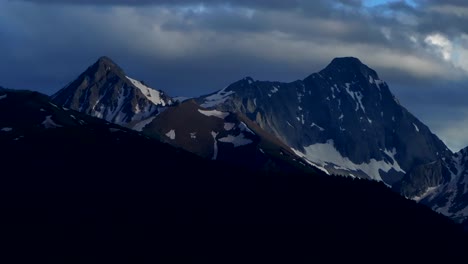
[311,123,325,131]
[239,122,255,135]
[271,86,279,94]
[201,88,235,108]
[211,131,219,160]
[42,116,62,129]
[165,129,176,140]
[413,186,440,202]
[291,148,330,175]
[344,84,366,113]
[198,109,229,119]
[1,127,13,132]
[413,123,420,132]
[0,94,7,100]
[126,76,168,106]
[297,140,405,182]
[224,123,235,131]
[218,133,253,147]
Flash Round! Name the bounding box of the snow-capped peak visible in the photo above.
[126,76,169,106]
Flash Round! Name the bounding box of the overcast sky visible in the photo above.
[1,0,468,151]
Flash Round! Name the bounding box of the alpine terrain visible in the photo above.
[396,147,468,223]
[1,87,467,261]
[50,56,468,224]
[197,57,451,185]
[52,56,173,127]
[52,57,322,174]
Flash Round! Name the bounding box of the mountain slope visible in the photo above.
[396,147,468,223]
[140,99,321,174]
[51,56,172,126]
[197,57,451,185]
[50,56,324,174]
[1,87,468,261]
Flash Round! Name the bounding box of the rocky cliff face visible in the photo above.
[197,57,451,185]
[52,56,172,126]
[396,147,468,222]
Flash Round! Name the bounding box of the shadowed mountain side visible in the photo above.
[0,88,467,262]
[141,100,322,174]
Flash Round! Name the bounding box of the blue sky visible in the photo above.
[1,0,468,151]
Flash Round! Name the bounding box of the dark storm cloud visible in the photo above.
[2,0,468,150]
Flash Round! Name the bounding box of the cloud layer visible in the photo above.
[1,0,468,150]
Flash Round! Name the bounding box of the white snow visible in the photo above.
[339,114,344,120]
[42,115,62,129]
[291,148,330,175]
[382,148,405,173]
[287,121,294,128]
[127,76,167,106]
[253,98,257,106]
[201,88,235,108]
[190,132,197,139]
[311,123,325,131]
[296,140,405,182]
[40,108,46,112]
[259,148,265,154]
[1,127,13,132]
[211,131,219,160]
[218,133,253,147]
[0,94,7,100]
[344,84,365,113]
[101,86,127,123]
[224,123,235,131]
[165,129,176,140]
[413,123,420,132]
[133,116,157,132]
[198,109,229,119]
[427,152,466,218]
[239,122,255,134]
[49,102,59,108]
[369,75,374,84]
[413,186,440,202]
[270,86,279,94]
[374,79,385,91]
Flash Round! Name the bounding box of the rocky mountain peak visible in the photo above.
[88,56,126,78]
[51,56,172,126]
[319,57,379,83]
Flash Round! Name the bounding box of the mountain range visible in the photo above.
[1,84,468,261]
[49,56,468,224]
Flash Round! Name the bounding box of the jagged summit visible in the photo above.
[198,56,450,184]
[87,56,126,77]
[51,56,172,126]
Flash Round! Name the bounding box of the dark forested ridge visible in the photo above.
[1,89,467,262]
